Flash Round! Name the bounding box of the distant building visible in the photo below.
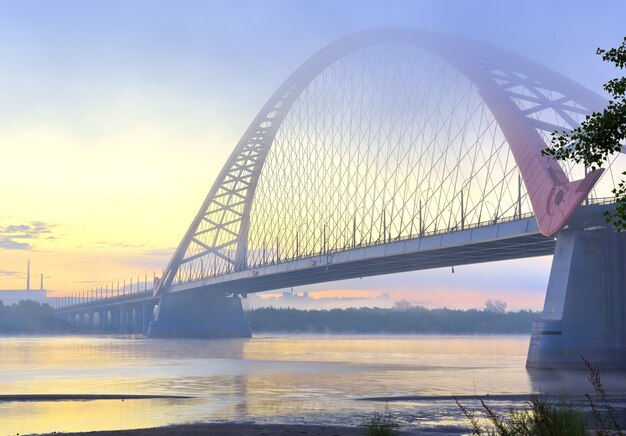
[0,261,49,305]
[244,290,393,310]
[281,291,309,300]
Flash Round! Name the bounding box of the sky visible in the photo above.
[1,0,625,309]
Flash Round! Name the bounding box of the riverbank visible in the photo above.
[45,422,462,435]
[47,423,368,435]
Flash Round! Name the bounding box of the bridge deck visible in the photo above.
[171,216,553,295]
[57,216,553,314]
[56,203,614,314]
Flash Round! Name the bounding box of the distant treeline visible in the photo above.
[0,301,69,333]
[246,307,539,334]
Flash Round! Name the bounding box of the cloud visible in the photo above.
[74,242,174,259]
[0,239,31,250]
[78,241,148,249]
[0,221,55,250]
[4,225,30,233]
[141,247,176,257]
[0,269,23,278]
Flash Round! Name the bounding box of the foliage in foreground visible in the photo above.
[456,395,586,436]
[360,406,400,436]
[456,358,624,435]
[544,36,626,230]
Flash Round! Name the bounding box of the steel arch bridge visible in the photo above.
[55,30,626,367]
[152,29,621,297]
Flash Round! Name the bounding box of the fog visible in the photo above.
[1,0,624,308]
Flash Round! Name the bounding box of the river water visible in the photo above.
[1,334,625,435]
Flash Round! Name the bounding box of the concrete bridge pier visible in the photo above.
[66,313,74,327]
[103,309,112,331]
[82,312,92,330]
[122,305,134,333]
[147,289,251,338]
[119,306,128,332]
[141,301,154,334]
[97,310,104,329]
[128,303,144,334]
[108,307,120,332]
[129,306,137,333]
[527,227,626,369]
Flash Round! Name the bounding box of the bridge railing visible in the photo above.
[50,273,156,310]
[52,197,614,310]
[172,196,615,287]
[584,196,617,206]
[172,211,537,287]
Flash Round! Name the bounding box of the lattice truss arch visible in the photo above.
[154,30,624,296]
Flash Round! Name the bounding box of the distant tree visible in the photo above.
[543,37,626,229]
[484,299,507,314]
[393,300,412,311]
[246,306,538,334]
[0,300,70,333]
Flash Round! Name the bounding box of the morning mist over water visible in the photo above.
[1,0,626,434]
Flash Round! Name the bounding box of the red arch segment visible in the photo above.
[464,67,604,236]
[350,30,606,237]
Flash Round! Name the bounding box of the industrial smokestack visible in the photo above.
[40,273,43,291]
[26,260,30,291]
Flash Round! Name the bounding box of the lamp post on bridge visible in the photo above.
[270,225,292,264]
[273,223,307,261]
[349,206,367,249]
[461,190,464,230]
[517,173,523,218]
[482,200,501,225]
[458,176,475,231]
[417,186,435,237]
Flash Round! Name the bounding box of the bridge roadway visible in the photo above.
[56,212,557,317]
[166,202,611,298]
[170,214,553,296]
[54,202,613,341]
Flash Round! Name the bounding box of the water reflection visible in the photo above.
[528,368,626,395]
[0,335,624,435]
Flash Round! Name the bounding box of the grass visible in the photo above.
[360,405,400,436]
[456,357,624,436]
[456,394,587,436]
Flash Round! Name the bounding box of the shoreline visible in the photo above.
[0,394,191,402]
[41,422,463,436]
[43,423,371,436]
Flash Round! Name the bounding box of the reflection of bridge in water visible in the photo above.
[53,30,626,369]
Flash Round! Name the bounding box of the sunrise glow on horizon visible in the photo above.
[2,0,624,311]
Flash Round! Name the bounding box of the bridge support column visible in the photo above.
[108,307,120,332]
[147,290,251,339]
[130,306,138,333]
[527,228,626,369]
[141,301,152,335]
[97,310,105,330]
[119,306,127,332]
[133,304,143,333]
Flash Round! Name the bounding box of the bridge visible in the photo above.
[52,30,626,369]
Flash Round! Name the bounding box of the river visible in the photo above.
[1,334,625,435]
